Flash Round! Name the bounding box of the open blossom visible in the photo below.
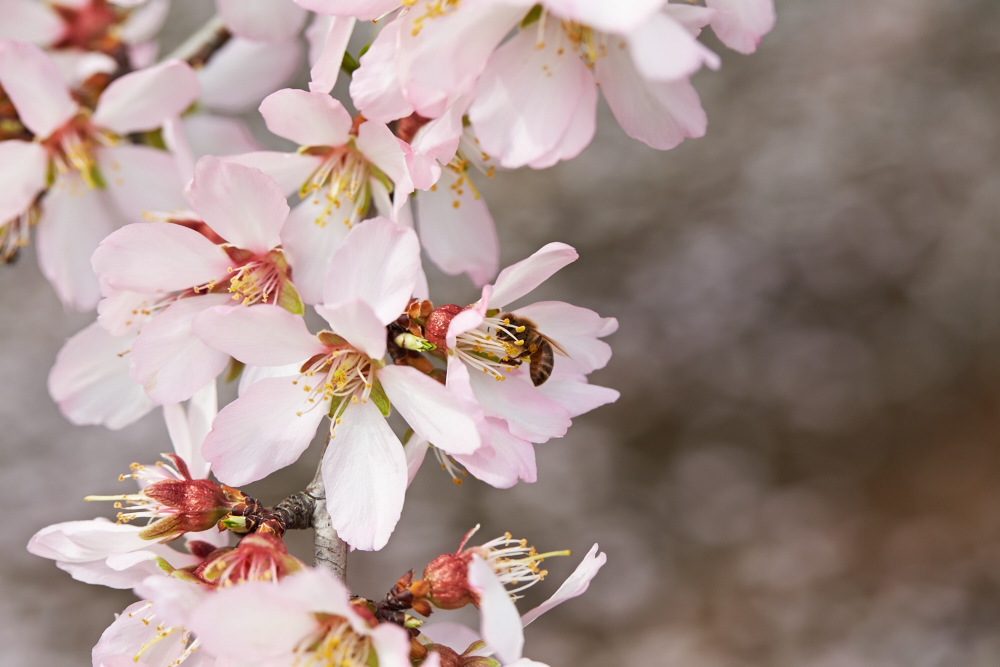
[227,88,415,304]
[184,566,411,667]
[194,217,483,550]
[0,40,198,308]
[90,156,305,405]
[28,383,229,589]
[407,242,618,489]
[215,0,308,44]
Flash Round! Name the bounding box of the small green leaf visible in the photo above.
[153,557,175,574]
[219,515,249,533]
[224,358,244,383]
[370,377,391,417]
[341,51,360,76]
[277,280,305,315]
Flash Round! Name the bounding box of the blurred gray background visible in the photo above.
[5,0,1000,664]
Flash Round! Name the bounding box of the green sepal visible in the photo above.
[341,51,360,76]
[401,427,415,445]
[485,309,500,317]
[370,377,391,417]
[171,569,205,584]
[328,393,349,419]
[403,614,423,629]
[138,516,182,541]
[520,4,543,27]
[394,332,435,351]
[358,42,371,59]
[319,331,348,347]
[367,163,394,195]
[219,515,249,533]
[141,128,167,150]
[87,164,107,190]
[224,358,244,383]
[277,279,305,315]
[154,557,175,575]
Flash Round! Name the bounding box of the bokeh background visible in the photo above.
[5,0,1000,664]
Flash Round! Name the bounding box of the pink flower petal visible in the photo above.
[117,0,170,43]
[322,216,420,325]
[468,554,524,665]
[260,88,353,148]
[707,0,775,54]
[419,623,483,654]
[469,23,595,169]
[37,174,118,310]
[28,518,147,562]
[628,11,719,82]
[279,192,353,305]
[48,322,155,430]
[378,364,482,455]
[308,15,355,95]
[415,168,498,287]
[489,242,578,309]
[163,381,216,480]
[315,298,387,360]
[0,40,77,138]
[468,368,570,444]
[349,17,414,122]
[525,76,597,170]
[0,140,48,221]
[322,400,406,550]
[202,374,326,486]
[93,600,189,666]
[188,156,289,254]
[134,574,211,628]
[370,622,413,667]
[355,120,415,205]
[96,144,187,223]
[0,1,65,46]
[222,150,324,197]
[294,0,400,20]
[454,418,536,489]
[511,301,616,374]
[542,0,665,33]
[129,294,233,404]
[178,114,263,161]
[199,37,303,113]
[217,0,308,43]
[445,286,490,348]
[92,60,200,134]
[537,373,619,418]
[521,544,607,626]
[403,433,429,487]
[595,42,707,150]
[92,221,233,294]
[193,303,324,367]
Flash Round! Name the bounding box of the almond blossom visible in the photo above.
[0,39,198,308]
[91,155,304,405]
[227,88,414,304]
[193,217,483,550]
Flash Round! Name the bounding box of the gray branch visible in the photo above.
[163,15,231,67]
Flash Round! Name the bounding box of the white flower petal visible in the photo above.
[468,554,524,665]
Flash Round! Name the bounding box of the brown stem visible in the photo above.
[163,15,231,68]
[304,449,348,582]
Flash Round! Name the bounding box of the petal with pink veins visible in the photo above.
[96,144,187,223]
[322,399,406,550]
[415,167,498,287]
[129,293,233,404]
[355,120,415,207]
[279,191,352,305]
[48,322,155,429]
[315,298,387,360]
[222,150,324,197]
[349,17,414,122]
[595,40,707,150]
[294,0,400,21]
[537,373,619,418]
[188,156,289,254]
[627,11,719,82]
[468,554,524,665]
[202,374,326,486]
[707,0,775,54]
[91,60,200,134]
[308,15,355,95]
[521,543,607,626]
[468,369,570,444]
[217,0,308,43]
[92,221,233,294]
[260,88,353,148]
[199,38,303,114]
[322,216,420,324]
[93,600,190,666]
[469,23,594,169]
[37,174,118,310]
[0,0,65,46]
[525,70,597,170]
[0,40,77,138]
[29,519,149,562]
[511,301,616,374]
[488,243,578,309]
[0,140,48,221]
[193,303,324,367]
[454,418,536,489]
[378,364,482,455]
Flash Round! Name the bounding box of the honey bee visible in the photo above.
[499,313,567,386]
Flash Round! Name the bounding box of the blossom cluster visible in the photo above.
[5,0,775,664]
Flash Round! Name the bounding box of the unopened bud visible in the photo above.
[424,304,463,349]
[395,332,436,351]
[420,552,475,610]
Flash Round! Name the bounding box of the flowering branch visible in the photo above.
[164,14,231,67]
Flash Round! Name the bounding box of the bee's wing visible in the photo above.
[544,336,570,357]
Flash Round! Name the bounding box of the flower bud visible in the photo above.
[424,304,463,348]
[420,552,475,610]
[197,532,303,586]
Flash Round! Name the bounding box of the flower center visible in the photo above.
[299,616,370,667]
[476,532,571,596]
[454,315,528,381]
[126,602,201,666]
[302,147,372,230]
[43,115,116,189]
[294,346,376,428]
[228,258,282,306]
